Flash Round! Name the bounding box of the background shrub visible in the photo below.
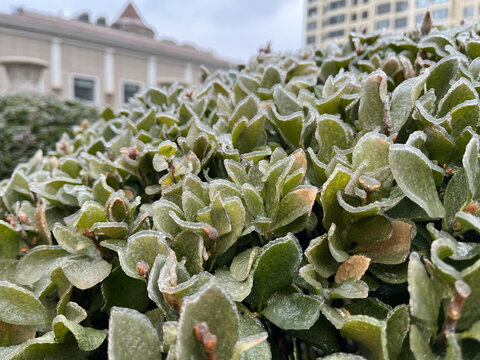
[0,92,98,179]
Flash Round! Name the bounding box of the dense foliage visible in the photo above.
[0,92,98,179]
[2,15,480,359]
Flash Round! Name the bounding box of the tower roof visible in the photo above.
[118,3,142,21]
[113,2,154,38]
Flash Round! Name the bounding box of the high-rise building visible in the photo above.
[303,0,477,46]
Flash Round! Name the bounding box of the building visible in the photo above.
[0,3,230,108]
[304,0,477,46]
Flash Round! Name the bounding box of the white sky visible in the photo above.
[0,0,304,62]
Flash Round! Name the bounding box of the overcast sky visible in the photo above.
[0,0,304,62]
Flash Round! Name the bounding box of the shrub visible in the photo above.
[2,16,480,359]
[0,92,98,179]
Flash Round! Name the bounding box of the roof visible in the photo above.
[118,3,142,21]
[0,7,231,67]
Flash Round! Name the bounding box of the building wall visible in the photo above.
[0,25,228,109]
[304,0,476,46]
[0,33,51,92]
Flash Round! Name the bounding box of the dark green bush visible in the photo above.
[0,92,98,179]
[2,16,480,359]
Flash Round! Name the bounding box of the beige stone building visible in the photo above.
[0,3,230,108]
[304,0,477,45]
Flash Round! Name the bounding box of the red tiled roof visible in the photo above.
[118,3,141,21]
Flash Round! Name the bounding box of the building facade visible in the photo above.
[304,0,477,45]
[0,3,230,109]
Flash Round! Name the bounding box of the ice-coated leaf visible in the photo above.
[458,258,480,330]
[0,220,19,259]
[426,56,459,109]
[320,165,352,229]
[251,234,302,308]
[108,307,162,360]
[358,71,387,132]
[62,256,111,290]
[329,280,369,300]
[0,281,50,325]
[237,305,271,360]
[305,234,340,278]
[177,280,239,360]
[463,136,480,200]
[345,215,392,246]
[232,333,268,360]
[101,266,150,313]
[53,314,107,351]
[74,201,106,229]
[444,169,468,230]
[0,320,35,346]
[152,199,184,238]
[216,197,245,257]
[230,247,260,282]
[52,223,100,259]
[386,305,409,360]
[268,104,304,148]
[437,78,477,117]
[389,144,445,218]
[271,185,317,231]
[315,115,352,163]
[340,315,388,360]
[352,132,391,171]
[214,268,253,302]
[352,220,412,265]
[390,75,426,133]
[408,252,440,336]
[172,231,204,275]
[262,293,322,330]
[409,324,435,360]
[16,245,70,285]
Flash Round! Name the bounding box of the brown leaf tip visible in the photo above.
[334,255,371,284]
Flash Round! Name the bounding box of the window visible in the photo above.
[464,6,474,17]
[375,19,390,29]
[307,21,317,31]
[308,0,317,2]
[395,17,407,28]
[416,0,428,8]
[432,0,448,4]
[327,29,345,38]
[416,13,424,23]
[352,13,357,20]
[73,76,96,102]
[377,3,391,14]
[362,11,368,18]
[327,0,346,11]
[363,0,369,3]
[353,0,358,4]
[396,1,408,11]
[326,14,345,25]
[308,7,317,17]
[307,35,316,44]
[433,8,448,18]
[123,83,141,103]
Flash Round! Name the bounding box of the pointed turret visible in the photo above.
[112,2,154,38]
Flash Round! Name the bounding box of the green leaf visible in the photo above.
[358,72,387,132]
[352,132,391,171]
[0,220,19,259]
[0,281,50,325]
[386,305,409,360]
[237,305,271,360]
[230,247,259,282]
[0,320,35,346]
[62,256,111,290]
[16,245,70,285]
[305,234,340,278]
[251,234,302,308]
[463,136,480,200]
[315,115,353,163]
[346,215,392,246]
[177,280,239,360]
[407,252,440,337]
[214,268,253,302]
[52,224,100,259]
[444,169,469,230]
[272,186,317,231]
[216,197,245,257]
[458,258,480,330]
[101,266,149,313]
[390,76,426,133]
[320,165,352,229]
[426,56,459,110]
[172,231,204,275]
[340,315,388,360]
[437,78,477,117]
[53,315,107,351]
[108,307,163,360]
[262,293,322,330]
[389,144,446,218]
[74,201,106,229]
